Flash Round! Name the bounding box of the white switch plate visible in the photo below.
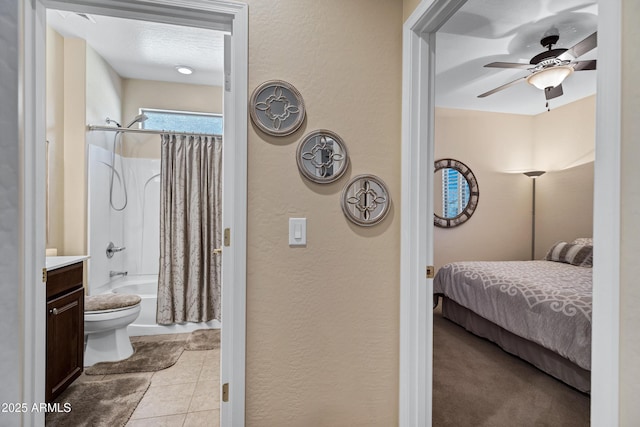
[289,218,306,246]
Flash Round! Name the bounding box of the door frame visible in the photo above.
[399,0,622,425]
[21,1,248,425]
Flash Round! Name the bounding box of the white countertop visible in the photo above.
[46,256,89,271]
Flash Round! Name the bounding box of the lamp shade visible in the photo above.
[523,170,546,179]
[526,66,573,90]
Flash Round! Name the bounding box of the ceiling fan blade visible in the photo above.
[558,32,597,61]
[478,76,528,98]
[572,59,597,71]
[484,62,531,69]
[545,84,564,100]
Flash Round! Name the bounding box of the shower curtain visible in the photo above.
[157,134,222,324]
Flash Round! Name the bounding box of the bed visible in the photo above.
[433,240,593,393]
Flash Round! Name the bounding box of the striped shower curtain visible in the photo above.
[157,134,222,324]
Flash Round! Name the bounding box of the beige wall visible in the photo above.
[532,95,596,171]
[434,97,595,268]
[535,162,594,257]
[46,26,65,253]
[620,0,640,423]
[245,0,401,425]
[62,38,87,256]
[534,96,595,258]
[433,108,533,268]
[49,34,124,256]
[121,79,222,158]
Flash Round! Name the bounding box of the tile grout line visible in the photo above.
[129,337,201,422]
[182,364,204,427]
[184,353,207,415]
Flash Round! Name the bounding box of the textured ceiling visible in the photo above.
[436,0,598,115]
[46,10,225,87]
[47,3,597,114]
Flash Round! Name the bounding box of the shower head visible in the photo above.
[124,113,148,128]
[105,117,122,127]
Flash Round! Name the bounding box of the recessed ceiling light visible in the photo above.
[175,66,193,75]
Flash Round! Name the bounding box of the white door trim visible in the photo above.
[591,0,622,424]
[399,1,467,425]
[219,4,249,426]
[21,3,48,426]
[399,0,622,425]
[23,1,248,425]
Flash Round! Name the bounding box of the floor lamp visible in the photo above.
[524,171,546,260]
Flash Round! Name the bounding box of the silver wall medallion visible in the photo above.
[249,80,305,136]
[433,158,479,228]
[296,130,349,184]
[341,174,391,226]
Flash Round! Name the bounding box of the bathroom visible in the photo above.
[45,11,225,338]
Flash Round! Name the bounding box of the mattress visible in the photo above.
[433,260,592,372]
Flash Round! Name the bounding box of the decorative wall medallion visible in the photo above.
[434,158,479,228]
[341,174,391,226]
[296,130,349,184]
[249,80,305,136]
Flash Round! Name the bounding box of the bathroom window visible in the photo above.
[140,108,223,135]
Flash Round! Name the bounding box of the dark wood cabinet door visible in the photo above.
[46,286,84,402]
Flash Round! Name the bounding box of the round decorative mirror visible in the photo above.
[341,174,390,226]
[296,130,349,184]
[434,158,479,228]
[250,80,305,136]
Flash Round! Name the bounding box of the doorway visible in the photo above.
[22,1,247,425]
[400,0,622,424]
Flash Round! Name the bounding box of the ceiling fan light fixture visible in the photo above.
[526,66,573,90]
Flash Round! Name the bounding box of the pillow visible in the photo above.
[544,241,593,267]
[571,237,593,246]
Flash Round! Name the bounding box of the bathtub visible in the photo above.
[109,275,221,336]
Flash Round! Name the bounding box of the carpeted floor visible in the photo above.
[433,307,590,426]
[45,374,151,427]
[85,339,185,375]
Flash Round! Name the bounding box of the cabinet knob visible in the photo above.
[50,308,59,315]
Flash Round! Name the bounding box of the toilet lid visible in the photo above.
[85,293,142,312]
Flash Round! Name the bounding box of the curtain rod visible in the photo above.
[87,125,222,138]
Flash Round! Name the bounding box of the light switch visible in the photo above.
[289,218,306,246]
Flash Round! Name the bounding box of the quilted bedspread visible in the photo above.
[433,260,592,370]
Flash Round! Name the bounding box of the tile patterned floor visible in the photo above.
[75,333,220,427]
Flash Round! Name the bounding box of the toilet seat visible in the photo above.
[85,305,139,315]
[85,293,141,313]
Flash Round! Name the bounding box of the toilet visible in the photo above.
[84,293,142,367]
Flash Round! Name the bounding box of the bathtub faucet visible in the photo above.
[106,241,126,259]
[109,271,128,279]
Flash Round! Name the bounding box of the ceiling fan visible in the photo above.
[478,31,597,101]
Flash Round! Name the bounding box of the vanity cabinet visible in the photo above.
[46,261,84,402]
